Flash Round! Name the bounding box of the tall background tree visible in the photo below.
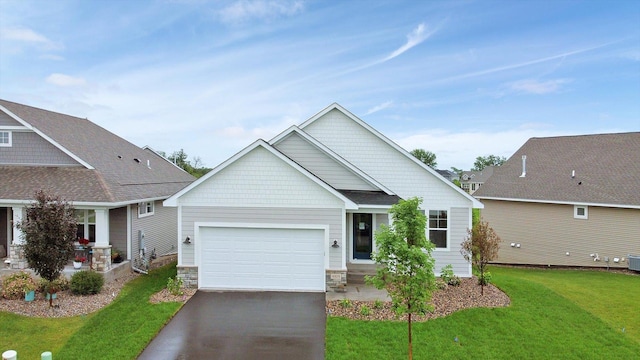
[410,149,437,169]
[460,219,502,295]
[18,190,77,306]
[367,197,436,360]
[472,155,506,171]
[159,149,211,178]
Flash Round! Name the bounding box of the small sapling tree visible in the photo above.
[460,218,501,295]
[19,190,77,306]
[366,197,436,360]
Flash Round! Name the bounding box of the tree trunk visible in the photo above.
[408,312,412,360]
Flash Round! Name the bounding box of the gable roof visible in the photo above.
[0,99,195,204]
[300,103,484,208]
[269,125,395,195]
[164,139,358,209]
[474,132,640,208]
[461,166,495,183]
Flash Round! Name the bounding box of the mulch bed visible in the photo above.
[326,277,510,321]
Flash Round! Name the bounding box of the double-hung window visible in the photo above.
[428,210,448,248]
[0,131,11,147]
[138,201,155,217]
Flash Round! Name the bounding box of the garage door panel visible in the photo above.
[199,226,325,291]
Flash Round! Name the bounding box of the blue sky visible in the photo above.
[1,0,638,170]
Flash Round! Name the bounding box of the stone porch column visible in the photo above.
[91,209,112,272]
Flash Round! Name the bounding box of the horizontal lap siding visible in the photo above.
[481,200,640,268]
[181,207,343,269]
[433,207,472,277]
[274,133,376,191]
[131,201,178,261]
[109,207,128,258]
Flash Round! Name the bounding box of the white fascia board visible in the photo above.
[475,196,640,210]
[163,139,359,210]
[1,196,168,209]
[0,125,29,131]
[269,126,396,195]
[298,103,484,208]
[0,105,95,170]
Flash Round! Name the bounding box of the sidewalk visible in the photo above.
[326,284,390,301]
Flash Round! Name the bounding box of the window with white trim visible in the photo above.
[0,131,11,147]
[574,205,588,219]
[75,209,96,241]
[428,210,448,248]
[138,201,155,217]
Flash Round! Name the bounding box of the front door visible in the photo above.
[353,213,372,260]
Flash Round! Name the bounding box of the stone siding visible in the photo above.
[177,266,198,288]
[91,246,112,272]
[326,269,347,292]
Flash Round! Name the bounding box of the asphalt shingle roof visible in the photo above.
[473,132,640,207]
[338,190,401,206]
[0,99,195,203]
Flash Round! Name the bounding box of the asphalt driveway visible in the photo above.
[138,291,326,360]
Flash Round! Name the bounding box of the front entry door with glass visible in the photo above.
[353,213,373,260]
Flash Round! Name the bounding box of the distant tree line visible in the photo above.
[159,149,211,178]
[410,148,506,173]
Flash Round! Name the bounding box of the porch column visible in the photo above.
[91,208,112,272]
[9,206,27,269]
[11,206,24,245]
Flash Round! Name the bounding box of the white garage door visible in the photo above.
[199,226,325,291]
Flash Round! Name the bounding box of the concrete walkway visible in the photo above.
[326,284,390,301]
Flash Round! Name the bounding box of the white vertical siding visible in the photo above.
[274,133,377,191]
[180,207,343,269]
[178,146,344,208]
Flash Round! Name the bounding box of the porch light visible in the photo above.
[183,236,191,244]
[331,240,339,248]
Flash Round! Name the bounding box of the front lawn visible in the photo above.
[0,264,182,359]
[327,267,640,359]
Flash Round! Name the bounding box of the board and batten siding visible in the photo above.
[177,146,344,209]
[108,206,128,259]
[274,132,377,191]
[0,131,80,166]
[180,206,343,269]
[131,201,178,262]
[303,109,472,209]
[481,200,640,268]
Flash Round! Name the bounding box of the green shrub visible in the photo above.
[70,271,104,295]
[1,271,37,299]
[166,276,184,296]
[478,271,492,286]
[440,264,461,286]
[339,298,352,308]
[373,299,384,309]
[360,305,371,316]
[38,275,70,293]
[435,278,448,290]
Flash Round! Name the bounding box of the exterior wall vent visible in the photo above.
[628,255,640,272]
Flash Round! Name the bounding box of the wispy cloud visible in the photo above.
[508,79,571,94]
[381,23,434,63]
[46,73,86,87]
[0,26,62,50]
[217,0,304,24]
[40,54,65,61]
[365,101,393,115]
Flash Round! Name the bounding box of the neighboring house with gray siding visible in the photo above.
[165,103,483,291]
[460,166,494,195]
[0,99,194,275]
[474,132,640,269]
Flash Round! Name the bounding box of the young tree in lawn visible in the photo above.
[366,197,436,360]
[460,219,502,295]
[18,190,77,306]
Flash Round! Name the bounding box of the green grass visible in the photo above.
[0,264,183,359]
[327,267,640,359]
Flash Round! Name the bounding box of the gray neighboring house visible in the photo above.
[474,132,640,269]
[165,103,483,292]
[460,166,494,195]
[436,169,460,183]
[0,99,195,275]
